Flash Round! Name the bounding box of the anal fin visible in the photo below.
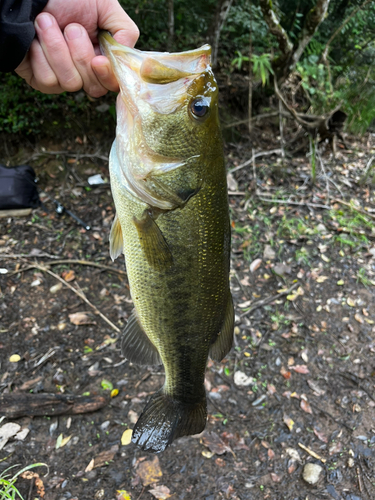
[109,213,123,261]
[209,293,234,362]
[133,210,173,271]
[122,310,162,366]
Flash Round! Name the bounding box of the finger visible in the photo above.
[91,55,119,92]
[35,12,83,93]
[98,0,139,47]
[28,39,63,94]
[64,24,108,98]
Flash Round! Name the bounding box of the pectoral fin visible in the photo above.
[209,294,234,362]
[133,210,173,270]
[109,213,123,261]
[122,310,162,366]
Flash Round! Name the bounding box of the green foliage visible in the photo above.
[251,53,274,86]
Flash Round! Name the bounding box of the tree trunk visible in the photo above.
[209,0,234,68]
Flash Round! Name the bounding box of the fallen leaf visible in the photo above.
[287,286,304,301]
[137,456,162,486]
[268,448,275,460]
[250,258,262,273]
[111,388,119,398]
[300,399,313,414]
[313,428,328,443]
[148,485,171,500]
[93,445,119,468]
[85,458,95,472]
[285,448,301,462]
[354,313,364,324]
[290,365,309,374]
[14,428,30,441]
[0,422,21,450]
[347,297,356,307]
[50,283,63,293]
[201,431,233,456]
[21,471,45,498]
[280,366,291,379]
[121,429,133,446]
[62,269,75,282]
[283,415,294,431]
[69,312,94,326]
[55,434,72,449]
[202,450,214,458]
[270,472,281,482]
[116,490,132,500]
[9,354,21,363]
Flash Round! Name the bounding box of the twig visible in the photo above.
[256,194,331,210]
[31,263,121,334]
[7,259,126,277]
[332,198,375,220]
[230,149,282,173]
[26,150,109,163]
[359,155,375,185]
[298,442,326,463]
[240,282,299,318]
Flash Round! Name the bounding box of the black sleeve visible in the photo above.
[0,0,49,72]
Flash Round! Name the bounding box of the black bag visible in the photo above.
[0,164,40,210]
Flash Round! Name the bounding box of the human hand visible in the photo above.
[15,0,139,97]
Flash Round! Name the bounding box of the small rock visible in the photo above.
[233,371,255,387]
[316,223,327,233]
[302,463,323,485]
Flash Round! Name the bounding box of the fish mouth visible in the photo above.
[99,31,212,115]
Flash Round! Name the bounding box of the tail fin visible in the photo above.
[132,390,207,453]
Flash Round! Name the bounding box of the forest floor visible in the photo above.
[0,131,375,500]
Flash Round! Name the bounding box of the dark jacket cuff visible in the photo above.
[0,0,49,72]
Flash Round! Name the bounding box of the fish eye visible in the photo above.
[189,98,210,119]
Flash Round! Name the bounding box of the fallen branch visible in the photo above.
[298,442,326,463]
[240,282,299,318]
[0,393,109,418]
[230,149,283,173]
[7,259,126,277]
[257,194,331,210]
[332,198,375,220]
[31,263,121,334]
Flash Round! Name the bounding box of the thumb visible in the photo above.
[98,0,139,47]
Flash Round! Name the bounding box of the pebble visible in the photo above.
[302,463,323,484]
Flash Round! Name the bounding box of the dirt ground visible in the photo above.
[1,132,375,500]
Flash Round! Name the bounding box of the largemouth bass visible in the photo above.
[100,31,234,453]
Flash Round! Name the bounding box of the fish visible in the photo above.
[99,31,233,453]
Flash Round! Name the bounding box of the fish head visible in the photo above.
[100,32,221,161]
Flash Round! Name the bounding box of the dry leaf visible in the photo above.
[148,485,171,500]
[69,312,94,325]
[201,432,233,456]
[280,366,291,379]
[347,297,356,307]
[202,450,214,458]
[85,458,95,472]
[137,456,162,486]
[93,445,119,468]
[290,365,309,374]
[283,415,294,431]
[268,448,275,460]
[62,269,75,282]
[121,429,133,446]
[270,472,281,482]
[354,313,364,324]
[250,258,262,273]
[55,434,72,449]
[300,399,313,414]
[313,428,328,443]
